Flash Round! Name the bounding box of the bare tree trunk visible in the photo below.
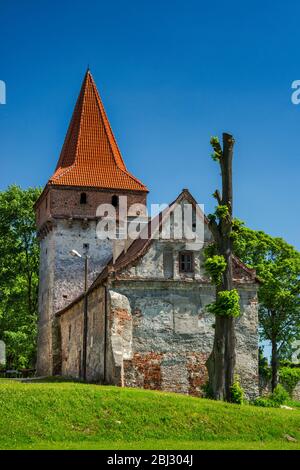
[271,336,278,392]
[206,133,236,401]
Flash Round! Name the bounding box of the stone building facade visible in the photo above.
[36,70,260,399]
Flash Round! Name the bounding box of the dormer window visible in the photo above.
[80,192,87,204]
[111,195,119,207]
[179,251,194,273]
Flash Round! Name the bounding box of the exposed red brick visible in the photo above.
[186,353,209,396]
[124,352,163,390]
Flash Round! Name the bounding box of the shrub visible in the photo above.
[271,384,289,405]
[253,397,277,408]
[230,377,244,404]
[279,367,300,396]
[254,384,289,408]
[201,381,214,399]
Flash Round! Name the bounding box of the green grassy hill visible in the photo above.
[0,379,300,450]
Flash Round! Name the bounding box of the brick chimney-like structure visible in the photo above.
[35,70,148,376]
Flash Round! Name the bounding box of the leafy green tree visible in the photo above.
[0,185,41,368]
[233,222,300,390]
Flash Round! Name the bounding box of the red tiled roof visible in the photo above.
[48,70,148,192]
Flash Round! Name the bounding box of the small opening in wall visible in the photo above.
[111,195,119,207]
[80,192,87,204]
[68,324,72,341]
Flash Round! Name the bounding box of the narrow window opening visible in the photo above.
[111,195,119,207]
[80,192,87,204]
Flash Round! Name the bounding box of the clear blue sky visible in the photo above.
[1,0,300,250]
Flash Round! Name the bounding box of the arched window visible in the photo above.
[111,195,119,207]
[80,192,87,204]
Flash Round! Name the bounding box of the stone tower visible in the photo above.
[35,70,148,376]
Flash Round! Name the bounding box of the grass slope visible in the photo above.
[0,379,300,450]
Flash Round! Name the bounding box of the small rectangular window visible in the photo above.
[179,251,194,273]
[80,193,87,204]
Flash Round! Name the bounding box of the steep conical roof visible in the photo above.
[48,70,147,192]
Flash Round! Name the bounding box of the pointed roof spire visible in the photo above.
[48,70,148,192]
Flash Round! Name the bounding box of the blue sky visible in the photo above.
[1,0,300,250]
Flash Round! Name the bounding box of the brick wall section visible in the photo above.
[36,187,147,228]
[186,353,210,396]
[124,353,163,390]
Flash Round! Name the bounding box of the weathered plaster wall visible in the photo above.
[57,235,259,399]
[52,219,112,312]
[113,281,259,400]
[36,230,56,375]
[53,194,259,400]
[121,240,208,281]
[60,286,106,382]
[37,218,112,375]
[105,291,133,386]
[36,183,148,376]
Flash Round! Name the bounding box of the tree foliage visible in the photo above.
[0,185,41,368]
[279,367,300,396]
[207,289,240,318]
[233,221,300,390]
[204,254,227,285]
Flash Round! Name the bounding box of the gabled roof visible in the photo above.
[48,70,147,192]
[56,189,259,317]
[91,188,258,287]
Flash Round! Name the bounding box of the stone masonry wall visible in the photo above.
[105,291,133,386]
[60,286,106,382]
[36,230,56,375]
[36,185,147,376]
[36,218,112,376]
[113,281,259,400]
[58,278,258,400]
